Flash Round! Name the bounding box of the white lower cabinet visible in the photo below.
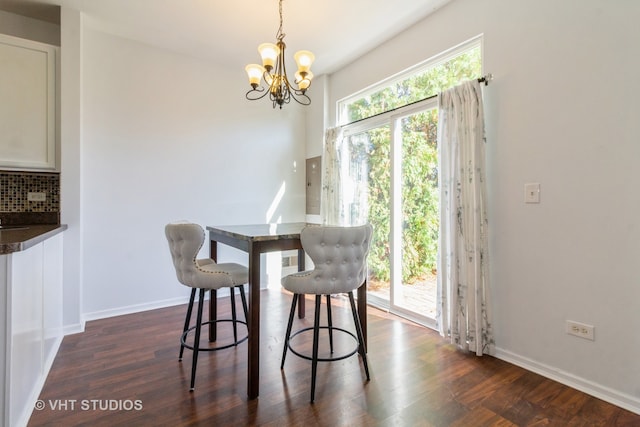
[7,242,43,427]
[2,233,63,427]
[42,235,63,375]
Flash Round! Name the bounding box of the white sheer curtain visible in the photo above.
[436,80,494,356]
[320,127,344,225]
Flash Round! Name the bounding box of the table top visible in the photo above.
[206,222,313,242]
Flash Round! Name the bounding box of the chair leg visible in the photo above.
[310,295,322,403]
[348,291,370,381]
[179,288,197,361]
[238,285,249,321]
[326,294,334,354]
[230,286,238,344]
[190,288,206,391]
[209,289,217,342]
[281,293,299,369]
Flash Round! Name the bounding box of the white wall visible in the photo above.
[60,7,83,332]
[79,26,307,319]
[324,0,640,413]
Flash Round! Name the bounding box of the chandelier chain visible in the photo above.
[277,0,285,41]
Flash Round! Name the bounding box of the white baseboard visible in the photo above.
[81,288,237,323]
[63,322,85,335]
[82,295,192,322]
[494,347,640,415]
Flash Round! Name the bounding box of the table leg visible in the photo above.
[297,248,305,318]
[209,239,218,342]
[247,242,261,399]
[357,279,368,353]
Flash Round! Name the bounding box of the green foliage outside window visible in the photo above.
[343,48,481,284]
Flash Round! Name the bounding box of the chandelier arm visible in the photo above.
[245,86,271,101]
[289,91,311,106]
[281,72,310,105]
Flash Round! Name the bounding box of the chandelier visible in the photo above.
[245,0,314,109]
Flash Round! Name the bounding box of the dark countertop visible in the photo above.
[0,224,67,255]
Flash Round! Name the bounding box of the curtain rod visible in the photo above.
[478,73,493,86]
[342,73,493,127]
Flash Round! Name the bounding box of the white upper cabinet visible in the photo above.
[0,34,57,171]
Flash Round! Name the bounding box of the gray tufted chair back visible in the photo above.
[282,224,373,295]
[165,222,247,290]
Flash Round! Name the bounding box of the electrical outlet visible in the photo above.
[27,192,46,202]
[566,320,595,341]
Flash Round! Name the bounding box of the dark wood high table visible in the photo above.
[206,222,368,400]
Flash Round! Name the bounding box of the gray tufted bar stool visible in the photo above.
[165,222,249,391]
[281,223,373,403]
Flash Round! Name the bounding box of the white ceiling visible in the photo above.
[1,0,451,75]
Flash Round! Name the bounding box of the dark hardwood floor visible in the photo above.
[29,290,639,426]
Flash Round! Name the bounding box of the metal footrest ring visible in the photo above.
[180,319,248,352]
[287,326,359,362]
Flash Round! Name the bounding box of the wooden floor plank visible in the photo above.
[28,290,639,426]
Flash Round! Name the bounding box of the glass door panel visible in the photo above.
[344,108,439,327]
[343,126,391,305]
[393,108,439,322]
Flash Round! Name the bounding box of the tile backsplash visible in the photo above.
[0,171,60,213]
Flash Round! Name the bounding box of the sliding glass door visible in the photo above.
[343,99,439,327]
[393,106,439,324]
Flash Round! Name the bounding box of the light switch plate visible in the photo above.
[524,183,540,203]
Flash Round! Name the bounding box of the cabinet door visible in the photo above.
[42,233,63,369]
[0,34,57,170]
[9,243,44,427]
